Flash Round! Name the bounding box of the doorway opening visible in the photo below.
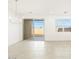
[23,19,45,41]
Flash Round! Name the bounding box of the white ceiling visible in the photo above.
[9,0,71,17]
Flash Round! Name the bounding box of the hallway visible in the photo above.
[8,40,71,59]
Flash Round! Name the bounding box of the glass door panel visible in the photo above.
[32,20,44,41]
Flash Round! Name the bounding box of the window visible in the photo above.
[32,20,44,36]
[55,19,71,32]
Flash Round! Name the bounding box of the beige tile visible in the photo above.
[8,41,71,59]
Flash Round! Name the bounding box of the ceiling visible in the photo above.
[9,0,71,17]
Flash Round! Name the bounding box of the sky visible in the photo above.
[32,19,71,29]
[33,20,44,28]
[56,19,71,28]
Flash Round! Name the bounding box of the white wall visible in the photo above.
[21,15,71,41]
[8,15,71,47]
[45,16,71,41]
[8,15,23,46]
[8,0,71,46]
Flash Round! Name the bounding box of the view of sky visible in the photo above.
[32,19,71,29]
[56,19,71,28]
[32,20,44,28]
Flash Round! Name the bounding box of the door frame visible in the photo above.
[23,18,45,41]
[23,19,32,40]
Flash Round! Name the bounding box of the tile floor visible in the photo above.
[31,36,44,41]
[8,40,71,59]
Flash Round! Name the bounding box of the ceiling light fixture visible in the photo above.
[15,0,18,17]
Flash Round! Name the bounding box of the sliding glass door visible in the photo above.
[32,20,44,41]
